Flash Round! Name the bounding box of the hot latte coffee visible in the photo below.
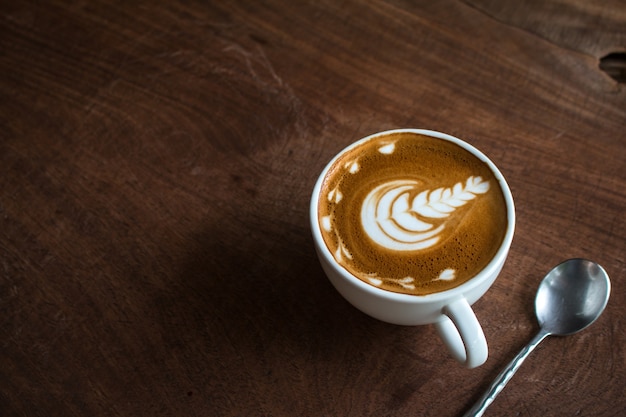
[317,131,508,295]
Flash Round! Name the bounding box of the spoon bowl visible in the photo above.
[536,259,611,336]
[464,259,611,417]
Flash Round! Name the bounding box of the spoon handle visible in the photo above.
[462,329,550,417]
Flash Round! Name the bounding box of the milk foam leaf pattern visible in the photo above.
[411,176,490,219]
[360,176,491,252]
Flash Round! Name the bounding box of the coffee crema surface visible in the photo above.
[318,132,508,295]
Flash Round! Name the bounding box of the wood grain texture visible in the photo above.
[1,1,624,416]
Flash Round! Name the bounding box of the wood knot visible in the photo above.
[599,52,626,83]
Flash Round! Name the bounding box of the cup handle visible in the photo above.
[434,298,488,368]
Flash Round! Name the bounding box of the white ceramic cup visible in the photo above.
[310,129,515,368]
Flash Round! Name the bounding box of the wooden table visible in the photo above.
[1,1,624,416]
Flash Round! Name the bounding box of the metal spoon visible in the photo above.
[463,258,611,417]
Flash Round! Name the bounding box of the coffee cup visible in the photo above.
[310,129,515,368]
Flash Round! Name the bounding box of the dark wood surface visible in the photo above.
[1,1,624,416]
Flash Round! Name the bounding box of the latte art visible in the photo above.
[361,176,489,252]
[317,132,508,295]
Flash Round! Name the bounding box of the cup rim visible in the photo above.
[310,128,516,303]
